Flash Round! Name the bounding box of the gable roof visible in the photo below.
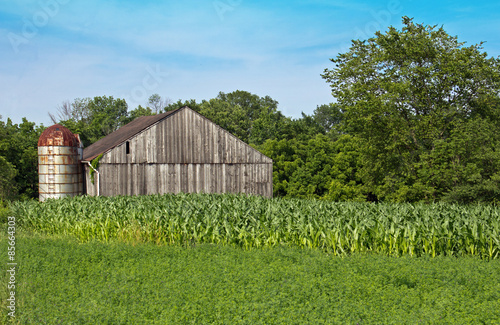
[82,108,180,161]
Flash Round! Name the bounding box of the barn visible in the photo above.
[81,106,273,197]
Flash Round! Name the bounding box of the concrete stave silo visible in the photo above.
[38,124,83,202]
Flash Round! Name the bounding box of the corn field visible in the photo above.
[9,193,500,259]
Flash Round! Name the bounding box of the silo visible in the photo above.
[38,124,83,202]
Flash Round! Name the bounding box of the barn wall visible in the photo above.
[84,164,97,196]
[85,107,273,198]
[85,163,272,197]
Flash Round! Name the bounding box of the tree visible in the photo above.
[87,96,128,141]
[49,98,91,125]
[323,135,365,202]
[122,105,154,125]
[148,94,172,114]
[199,97,251,142]
[312,103,343,134]
[197,90,288,145]
[0,156,17,200]
[50,96,129,146]
[0,115,18,200]
[322,17,500,202]
[165,99,203,113]
[0,116,44,200]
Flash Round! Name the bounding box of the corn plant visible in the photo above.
[9,193,500,259]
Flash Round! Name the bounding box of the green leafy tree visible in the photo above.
[429,116,500,204]
[216,90,279,122]
[324,135,365,202]
[322,17,500,203]
[122,105,154,125]
[312,103,344,139]
[259,138,305,197]
[86,96,128,142]
[197,90,288,145]
[165,99,203,112]
[0,117,44,199]
[286,113,324,141]
[259,134,364,200]
[51,96,129,146]
[200,97,251,142]
[0,154,17,200]
[165,91,325,146]
[285,134,337,198]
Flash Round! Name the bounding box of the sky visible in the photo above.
[1,0,499,126]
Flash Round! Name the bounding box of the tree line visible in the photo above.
[1,17,499,204]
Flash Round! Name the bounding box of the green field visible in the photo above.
[1,234,500,324]
[2,194,500,324]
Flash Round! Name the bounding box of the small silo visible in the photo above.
[38,124,83,202]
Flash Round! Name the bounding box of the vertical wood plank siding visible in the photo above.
[85,108,273,197]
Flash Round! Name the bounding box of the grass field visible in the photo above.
[1,233,500,324]
[2,194,500,324]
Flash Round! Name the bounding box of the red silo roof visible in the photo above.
[38,124,80,147]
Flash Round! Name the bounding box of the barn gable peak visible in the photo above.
[82,107,183,161]
[82,106,272,164]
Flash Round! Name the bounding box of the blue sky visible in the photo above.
[1,0,499,126]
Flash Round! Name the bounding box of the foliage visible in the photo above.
[52,96,129,147]
[312,103,344,136]
[122,105,154,124]
[165,91,294,146]
[324,135,366,201]
[0,156,17,200]
[432,116,500,204]
[198,90,289,145]
[164,98,204,112]
[322,17,500,203]
[89,154,103,185]
[1,234,499,324]
[0,198,9,224]
[10,194,500,259]
[259,134,363,199]
[0,116,44,200]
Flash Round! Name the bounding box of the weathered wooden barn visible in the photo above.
[81,106,273,197]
